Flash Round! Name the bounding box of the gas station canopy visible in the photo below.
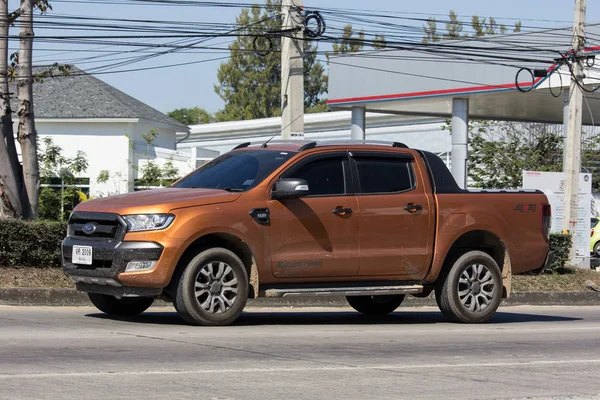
[327,24,600,125]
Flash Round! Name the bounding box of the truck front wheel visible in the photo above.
[435,250,502,323]
[346,295,405,315]
[174,248,249,326]
[88,293,154,316]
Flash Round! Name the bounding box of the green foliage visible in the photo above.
[0,219,66,267]
[214,0,328,121]
[445,10,463,40]
[96,170,110,184]
[423,11,520,42]
[38,138,89,221]
[373,34,386,49]
[549,233,572,270]
[168,107,214,125]
[422,17,440,44]
[141,128,159,146]
[331,24,365,55]
[445,120,600,190]
[39,138,89,181]
[137,158,180,188]
[38,187,61,221]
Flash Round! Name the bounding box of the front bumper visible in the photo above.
[62,237,164,293]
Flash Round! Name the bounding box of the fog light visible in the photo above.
[125,261,157,272]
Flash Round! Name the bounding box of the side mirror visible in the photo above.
[272,178,310,200]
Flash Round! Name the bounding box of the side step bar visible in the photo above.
[263,284,423,298]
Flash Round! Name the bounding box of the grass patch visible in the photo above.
[513,268,600,292]
[0,267,74,288]
[1,266,599,292]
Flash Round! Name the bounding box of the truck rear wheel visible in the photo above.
[435,250,502,323]
[88,293,154,316]
[174,247,248,326]
[346,295,405,315]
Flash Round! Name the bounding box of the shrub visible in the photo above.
[0,219,66,267]
[549,233,572,270]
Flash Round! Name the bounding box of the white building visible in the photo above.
[21,66,192,196]
[177,112,451,167]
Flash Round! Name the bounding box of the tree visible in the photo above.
[422,17,441,44]
[38,137,88,220]
[423,11,522,42]
[445,10,463,40]
[215,0,324,121]
[0,0,23,218]
[373,34,387,50]
[168,107,214,125]
[0,0,70,219]
[17,0,39,219]
[443,120,600,190]
[331,25,365,55]
[137,158,180,188]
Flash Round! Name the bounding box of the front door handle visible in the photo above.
[332,207,352,216]
[404,203,423,213]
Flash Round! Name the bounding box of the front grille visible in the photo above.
[67,212,126,241]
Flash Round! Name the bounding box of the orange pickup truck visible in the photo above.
[62,141,553,325]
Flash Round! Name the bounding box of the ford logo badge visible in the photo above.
[81,222,97,235]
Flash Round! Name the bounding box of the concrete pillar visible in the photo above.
[563,88,569,168]
[351,106,366,140]
[451,98,469,189]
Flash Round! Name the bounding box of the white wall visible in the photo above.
[35,119,191,196]
[36,120,133,197]
[132,119,179,150]
[177,112,450,160]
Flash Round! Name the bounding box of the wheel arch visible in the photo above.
[168,232,259,299]
[438,230,512,298]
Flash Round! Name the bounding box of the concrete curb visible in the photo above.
[0,288,599,307]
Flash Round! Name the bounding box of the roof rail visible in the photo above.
[298,142,317,151]
[314,140,410,149]
[232,142,251,150]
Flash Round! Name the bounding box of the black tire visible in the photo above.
[174,247,248,326]
[88,293,154,316]
[346,295,405,315]
[594,242,600,258]
[435,250,502,323]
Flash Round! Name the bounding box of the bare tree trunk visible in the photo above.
[17,0,38,219]
[0,0,23,218]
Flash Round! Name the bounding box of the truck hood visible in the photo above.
[74,188,242,215]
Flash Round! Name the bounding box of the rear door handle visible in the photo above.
[332,207,352,216]
[404,203,423,213]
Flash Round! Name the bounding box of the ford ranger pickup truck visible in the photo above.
[62,140,553,326]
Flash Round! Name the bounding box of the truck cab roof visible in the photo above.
[233,140,410,153]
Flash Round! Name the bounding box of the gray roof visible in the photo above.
[12,66,189,130]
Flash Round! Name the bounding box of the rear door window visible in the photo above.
[354,155,415,194]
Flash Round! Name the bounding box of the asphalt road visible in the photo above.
[1,305,600,400]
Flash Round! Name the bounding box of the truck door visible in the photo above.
[268,152,359,278]
[351,151,433,279]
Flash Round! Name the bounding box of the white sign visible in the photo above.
[522,171,592,263]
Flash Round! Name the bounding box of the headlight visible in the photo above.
[123,214,175,232]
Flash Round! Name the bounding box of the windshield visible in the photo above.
[172,150,296,191]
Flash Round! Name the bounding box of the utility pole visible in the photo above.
[562,0,586,263]
[281,0,304,140]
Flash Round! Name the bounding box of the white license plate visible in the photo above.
[72,245,93,265]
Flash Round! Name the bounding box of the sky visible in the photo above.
[10,0,600,115]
